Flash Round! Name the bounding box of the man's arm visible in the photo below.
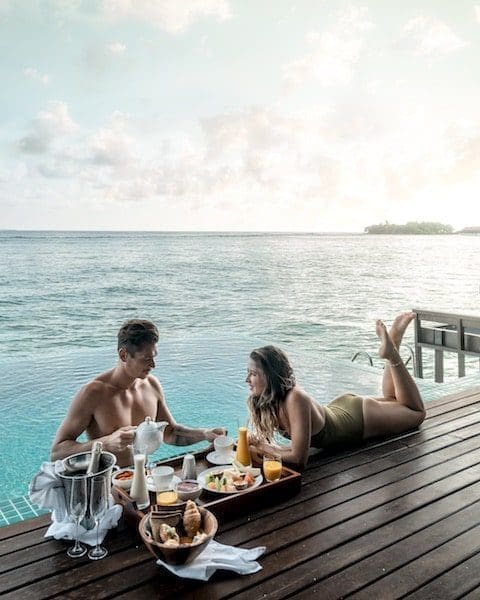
[164,424,226,446]
[50,385,136,461]
[154,383,226,446]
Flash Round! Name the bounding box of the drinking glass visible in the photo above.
[67,476,88,558]
[88,476,108,560]
[263,453,283,482]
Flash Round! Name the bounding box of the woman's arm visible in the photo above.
[250,390,312,470]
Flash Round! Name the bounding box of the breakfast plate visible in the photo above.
[206,450,235,465]
[198,465,263,494]
[146,474,181,493]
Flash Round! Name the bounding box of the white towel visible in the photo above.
[29,461,69,522]
[156,540,266,581]
[46,502,122,546]
[28,461,123,545]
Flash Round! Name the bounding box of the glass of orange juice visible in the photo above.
[263,453,282,482]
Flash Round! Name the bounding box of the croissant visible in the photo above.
[159,523,180,544]
[163,537,180,548]
[183,500,201,537]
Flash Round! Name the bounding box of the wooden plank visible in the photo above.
[350,524,480,599]
[236,491,480,600]
[0,514,51,541]
[405,551,480,600]
[160,452,480,599]
[0,525,51,558]
[0,530,137,596]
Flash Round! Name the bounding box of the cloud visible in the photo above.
[282,6,373,90]
[101,0,232,34]
[84,41,127,72]
[23,67,50,85]
[107,41,126,55]
[90,112,135,166]
[401,16,468,56]
[474,5,480,24]
[18,101,77,154]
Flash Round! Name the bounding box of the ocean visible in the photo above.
[0,231,479,500]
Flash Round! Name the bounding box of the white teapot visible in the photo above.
[134,416,168,456]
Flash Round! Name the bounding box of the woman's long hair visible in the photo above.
[247,345,296,442]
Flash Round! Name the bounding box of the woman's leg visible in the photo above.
[362,316,425,439]
[376,318,425,412]
[381,312,415,398]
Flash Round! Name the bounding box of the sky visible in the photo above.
[1,0,479,232]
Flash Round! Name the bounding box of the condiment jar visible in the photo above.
[181,454,197,480]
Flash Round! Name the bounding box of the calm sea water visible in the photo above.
[1,231,479,499]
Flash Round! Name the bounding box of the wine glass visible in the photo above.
[67,476,88,558]
[88,476,108,560]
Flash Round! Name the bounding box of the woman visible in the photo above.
[246,312,426,470]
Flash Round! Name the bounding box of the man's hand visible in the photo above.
[103,426,137,453]
[204,427,227,442]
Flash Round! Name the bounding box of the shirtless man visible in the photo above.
[51,319,226,467]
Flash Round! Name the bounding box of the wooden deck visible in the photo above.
[2,386,480,599]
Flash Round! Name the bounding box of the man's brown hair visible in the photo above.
[117,319,159,355]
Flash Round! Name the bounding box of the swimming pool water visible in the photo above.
[1,331,477,515]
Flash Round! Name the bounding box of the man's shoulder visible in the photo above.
[144,374,163,394]
[78,374,114,399]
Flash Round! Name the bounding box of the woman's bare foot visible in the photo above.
[376,319,400,362]
[389,312,416,349]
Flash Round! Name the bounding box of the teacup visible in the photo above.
[213,435,234,459]
[152,465,174,491]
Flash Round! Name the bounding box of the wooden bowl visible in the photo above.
[139,507,218,565]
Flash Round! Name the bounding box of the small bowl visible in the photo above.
[111,468,135,490]
[139,507,218,565]
[174,479,202,501]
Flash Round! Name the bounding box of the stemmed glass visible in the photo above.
[67,476,87,558]
[88,476,108,560]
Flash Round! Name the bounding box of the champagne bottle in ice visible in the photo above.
[86,441,103,475]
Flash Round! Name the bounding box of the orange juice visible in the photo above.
[235,427,251,466]
[263,459,282,482]
[156,490,178,505]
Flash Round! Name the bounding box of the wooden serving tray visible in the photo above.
[112,448,301,526]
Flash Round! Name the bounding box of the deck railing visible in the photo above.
[413,309,480,383]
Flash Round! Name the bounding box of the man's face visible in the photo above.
[122,343,157,378]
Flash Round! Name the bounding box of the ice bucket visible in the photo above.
[58,450,117,529]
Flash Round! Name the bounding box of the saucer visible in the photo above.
[206,451,235,465]
[146,474,181,493]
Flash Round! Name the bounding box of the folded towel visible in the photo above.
[29,461,69,522]
[29,461,123,545]
[46,502,122,546]
[156,540,266,581]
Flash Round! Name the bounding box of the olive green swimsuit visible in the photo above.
[310,393,364,448]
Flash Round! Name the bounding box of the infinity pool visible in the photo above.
[1,334,478,527]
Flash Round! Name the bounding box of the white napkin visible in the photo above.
[156,540,266,581]
[29,461,69,521]
[28,460,123,546]
[46,501,122,546]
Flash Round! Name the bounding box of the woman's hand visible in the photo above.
[248,431,262,445]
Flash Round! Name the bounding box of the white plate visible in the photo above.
[206,450,235,465]
[198,465,263,494]
[146,474,181,493]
